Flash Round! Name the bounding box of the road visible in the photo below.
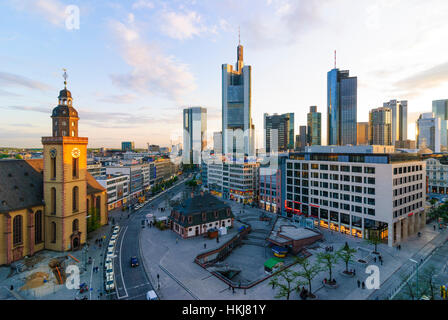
[112,178,188,300]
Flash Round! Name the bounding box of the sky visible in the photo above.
[2,0,448,149]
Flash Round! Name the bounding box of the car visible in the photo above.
[108,240,115,248]
[146,290,158,300]
[106,248,115,258]
[130,256,139,267]
[113,226,120,232]
[105,272,114,282]
[105,268,114,277]
[110,234,118,240]
[105,280,115,292]
[105,259,113,270]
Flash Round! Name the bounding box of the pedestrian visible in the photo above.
[374,257,376,263]
[272,283,275,289]
[353,269,356,276]
[380,260,383,266]
[204,243,206,249]
[357,280,360,288]
[232,287,235,294]
[434,225,436,231]
[362,282,365,289]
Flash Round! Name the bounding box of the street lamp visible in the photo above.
[409,258,419,299]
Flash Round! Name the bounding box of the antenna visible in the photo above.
[238,26,240,45]
[334,50,336,69]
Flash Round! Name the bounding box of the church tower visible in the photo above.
[42,70,88,251]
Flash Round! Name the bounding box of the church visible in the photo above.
[0,77,108,265]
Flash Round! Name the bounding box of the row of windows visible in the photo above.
[50,157,79,180]
[393,174,423,186]
[393,202,423,218]
[285,202,376,218]
[393,192,423,208]
[393,184,423,196]
[287,162,377,174]
[393,165,423,175]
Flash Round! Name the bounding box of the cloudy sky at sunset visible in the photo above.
[2,0,448,149]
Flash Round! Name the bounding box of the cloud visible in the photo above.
[159,10,207,40]
[98,94,138,104]
[132,0,154,10]
[109,19,196,101]
[2,105,50,113]
[393,61,448,97]
[9,0,67,27]
[0,72,52,91]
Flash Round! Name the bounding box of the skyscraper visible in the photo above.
[307,106,321,146]
[327,68,357,146]
[183,107,207,165]
[416,113,441,153]
[222,40,254,156]
[369,107,392,146]
[213,131,222,154]
[121,141,134,152]
[432,99,448,151]
[264,113,294,153]
[295,126,307,151]
[357,122,369,145]
[383,100,408,146]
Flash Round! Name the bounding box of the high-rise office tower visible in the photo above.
[183,107,207,164]
[432,99,448,151]
[383,100,408,146]
[295,126,307,151]
[264,113,294,153]
[357,122,369,145]
[121,141,134,152]
[307,106,321,146]
[327,68,357,146]
[368,107,393,146]
[222,40,254,155]
[416,113,441,153]
[213,131,222,154]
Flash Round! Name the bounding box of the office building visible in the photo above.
[395,140,416,149]
[369,107,392,146]
[307,106,321,146]
[327,68,357,146]
[183,107,207,165]
[96,174,130,210]
[383,100,408,146]
[357,122,369,145]
[425,156,448,196]
[295,126,308,151]
[222,40,254,155]
[121,141,134,152]
[416,113,442,153]
[213,131,222,154]
[264,113,294,153]
[432,99,448,151]
[283,146,426,247]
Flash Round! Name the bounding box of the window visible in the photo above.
[364,167,375,174]
[352,166,362,173]
[72,187,79,212]
[13,215,23,245]
[51,187,57,215]
[96,196,101,217]
[72,157,78,178]
[51,157,56,179]
[72,219,79,232]
[35,211,43,244]
[51,222,57,243]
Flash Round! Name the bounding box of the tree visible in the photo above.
[400,273,417,300]
[365,229,382,254]
[295,257,321,297]
[337,243,357,274]
[317,252,339,285]
[268,268,299,300]
[421,265,438,300]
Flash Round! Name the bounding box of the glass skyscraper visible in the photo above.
[368,107,392,146]
[222,41,254,155]
[383,99,408,145]
[263,113,294,153]
[307,106,321,145]
[327,69,357,146]
[183,107,207,165]
[416,112,441,153]
[432,99,448,151]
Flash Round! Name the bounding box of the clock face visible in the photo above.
[50,149,57,158]
[71,148,81,158]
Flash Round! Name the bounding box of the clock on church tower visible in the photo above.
[41,70,89,252]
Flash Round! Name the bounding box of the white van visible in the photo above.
[146,290,158,300]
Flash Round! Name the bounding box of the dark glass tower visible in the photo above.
[327,69,357,146]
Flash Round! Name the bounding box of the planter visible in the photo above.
[300,292,318,300]
[322,280,339,289]
[340,270,355,278]
[358,259,367,264]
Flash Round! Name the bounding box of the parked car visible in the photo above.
[146,290,158,300]
[130,256,139,267]
[105,258,113,270]
[105,268,114,278]
[106,248,115,258]
[110,234,118,241]
[113,226,120,233]
[105,279,115,292]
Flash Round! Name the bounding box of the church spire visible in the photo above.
[63,68,68,89]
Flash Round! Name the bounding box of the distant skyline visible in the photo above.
[2,0,448,148]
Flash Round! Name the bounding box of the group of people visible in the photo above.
[325,246,334,252]
[299,286,310,300]
[357,280,366,289]
[373,255,384,265]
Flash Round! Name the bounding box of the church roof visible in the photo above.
[58,88,72,99]
[52,105,78,118]
[0,159,105,214]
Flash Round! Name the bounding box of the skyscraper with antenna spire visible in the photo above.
[222,31,254,156]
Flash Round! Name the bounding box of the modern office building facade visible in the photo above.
[183,107,207,165]
[416,113,442,153]
[368,107,393,146]
[213,131,222,154]
[327,69,357,146]
[121,141,134,152]
[207,159,259,204]
[295,126,308,151]
[425,157,448,196]
[96,174,130,210]
[357,122,369,145]
[264,113,294,153]
[383,100,408,146]
[307,106,321,146]
[283,146,425,247]
[432,99,448,151]
[222,41,254,156]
